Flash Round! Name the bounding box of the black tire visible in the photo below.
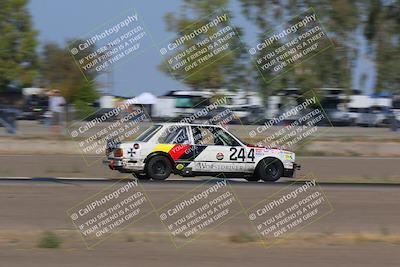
[255,158,283,182]
[245,176,260,182]
[145,155,172,180]
[132,173,150,180]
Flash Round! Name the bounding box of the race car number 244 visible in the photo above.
[229,148,255,161]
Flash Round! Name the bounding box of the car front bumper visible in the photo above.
[283,163,301,178]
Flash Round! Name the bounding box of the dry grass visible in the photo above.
[1,230,400,249]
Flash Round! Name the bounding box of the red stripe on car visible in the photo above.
[169,144,192,160]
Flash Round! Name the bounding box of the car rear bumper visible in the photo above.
[103,158,145,172]
[103,158,123,170]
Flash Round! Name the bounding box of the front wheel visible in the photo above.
[132,173,150,180]
[245,176,260,182]
[145,155,172,180]
[255,158,283,182]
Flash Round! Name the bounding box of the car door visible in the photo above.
[155,125,194,164]
[190,126,253,174]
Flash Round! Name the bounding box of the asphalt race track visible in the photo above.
[0,155,399,266]
[1,155,399,181]
[0,179,399,266]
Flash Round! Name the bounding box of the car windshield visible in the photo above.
[135,125,162,142]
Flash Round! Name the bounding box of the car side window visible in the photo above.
[192,126,215,145]
[192,126,240,146]
[159,126,190,144]
[211,127,241,146]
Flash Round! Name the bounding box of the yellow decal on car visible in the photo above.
[152,144,175,153]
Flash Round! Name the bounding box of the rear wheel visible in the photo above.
[255,158,283,182]
[145,155,172,180]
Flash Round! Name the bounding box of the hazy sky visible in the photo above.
[28,0,373,97]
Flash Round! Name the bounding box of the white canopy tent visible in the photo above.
[136,92,157,105]
[123,92,157,106]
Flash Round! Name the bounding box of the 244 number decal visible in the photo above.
[229,147,255,161]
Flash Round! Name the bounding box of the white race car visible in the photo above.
[104,123,300,182]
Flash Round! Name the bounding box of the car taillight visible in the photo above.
[114,148,123,157]
[133,143,140,149]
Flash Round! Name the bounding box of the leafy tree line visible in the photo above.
[159,0,251,91]
[39,41,99,119]
[0,0,98,119]
[1,0,399,114]
[161,0,400,96]
[0,0,37,91]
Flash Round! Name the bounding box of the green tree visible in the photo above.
[366,0,400,93]
[160,0,249,90]
[0,0,38,91]
[240,0,400,94]
[240,0,354,97]
[40,41,99,120]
